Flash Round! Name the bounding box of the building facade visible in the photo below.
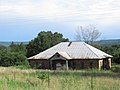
[28,42,112,70]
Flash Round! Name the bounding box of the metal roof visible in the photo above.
[51,52,72,59]
[28,42,112,60]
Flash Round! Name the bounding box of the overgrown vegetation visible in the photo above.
[111,64,120,73]
[0,42,29,67]
[0,67,119,90]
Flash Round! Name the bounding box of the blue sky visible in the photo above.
[0,0,120,41]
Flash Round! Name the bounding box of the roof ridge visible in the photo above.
[54,51,71,59]
[83,42,100,58]
[61,41,85,43]
[59,51,71,58]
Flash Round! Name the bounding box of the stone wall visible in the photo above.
[68,59,99,69]
[29,58,111,70]
[29,59,50,69]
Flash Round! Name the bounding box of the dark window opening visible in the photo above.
[90,62,93,69]
[81,62,84,69]
[72,62,76,69]
[41,62,45,69]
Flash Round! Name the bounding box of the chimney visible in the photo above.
[68,42,72,47]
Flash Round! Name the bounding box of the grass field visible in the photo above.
[0,66,119,90]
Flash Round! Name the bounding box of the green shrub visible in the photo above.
[111,64,120,73]
[36,71,50,86]
[15,65,30,70]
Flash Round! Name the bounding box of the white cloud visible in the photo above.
[0,0,120,24]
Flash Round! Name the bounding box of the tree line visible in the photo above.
[0,31,119,67]
[0,42,28,66]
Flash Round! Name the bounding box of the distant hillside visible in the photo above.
[0,42,29,47]
[0,39,120,47]
[96,39,120,46]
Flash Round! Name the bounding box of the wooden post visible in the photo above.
[66,60,69,70]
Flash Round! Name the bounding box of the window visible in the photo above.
[90,62,93,69]
[72,61,76,69]
[41,62,45,69]
[81,62,84,69]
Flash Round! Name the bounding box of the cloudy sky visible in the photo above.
[0,0,120,41]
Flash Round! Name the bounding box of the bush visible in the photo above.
[0,50,28,67]
[36,71,50,86]
[111,64,120,73]
[15,65,30,70]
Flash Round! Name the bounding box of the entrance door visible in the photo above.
[56,63,62,70]
[52,60,66,70]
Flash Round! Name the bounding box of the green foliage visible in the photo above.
[15,64,30,70]
[93,44,120,64]
[36,71,50,86]
[111,64,120,73]
[9,42,27,55]
[0,45,6,50]
[36,71,49,80]
[37,72,49,80]
[0,67,120,90]
[26,31,69,57]
[0,50,27,66]
[0,42,28,67]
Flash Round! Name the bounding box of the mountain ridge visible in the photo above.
[0,39,120,47]
[0,41,29,47]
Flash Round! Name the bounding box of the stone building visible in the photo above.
[28,42,112,70]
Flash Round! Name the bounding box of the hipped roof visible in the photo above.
[28,42,112,60]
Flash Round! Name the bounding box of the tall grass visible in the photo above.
[0,67,119,90]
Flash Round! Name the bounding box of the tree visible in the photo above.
[93,44,120,64]
[0,42,28,66]
[75,24,101,44]
[9,42,27,55]
[0,51,27,66]
[113,48,120,64]
[26,31,69,57]
[0,45,6,50]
